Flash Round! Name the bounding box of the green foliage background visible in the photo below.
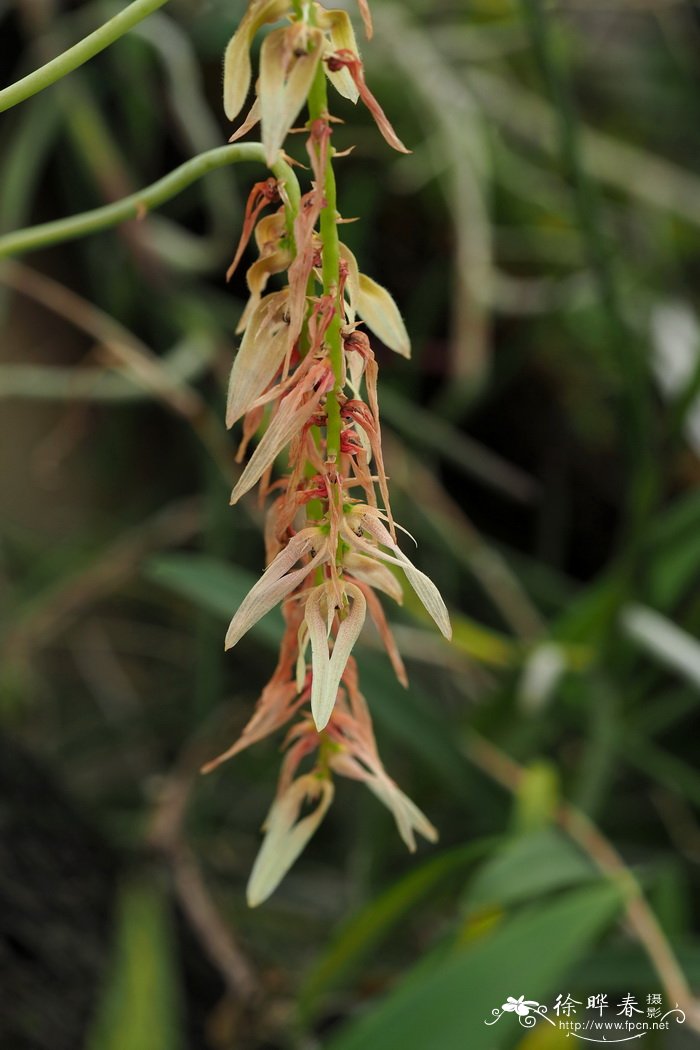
[1,0,700,1047]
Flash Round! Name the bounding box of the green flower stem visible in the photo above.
[0,144,301,259]
[0,0,173,113]
[307,64,343,464]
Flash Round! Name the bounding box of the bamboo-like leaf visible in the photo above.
[223,0,290,122]
[325,885,622,1050]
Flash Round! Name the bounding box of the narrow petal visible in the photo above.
[358,581,408,688]
[246,774,334,906]
[223,0,290,122]
[260,26,324,165]
[295,620,309,692]
[394,553,452,641]
[228,96,261,143]
[346,351,365,399]
[226,290,290,428]
[329,751,437,851]
[357,273,411,358]
[201,678,298,772]
[328,50,410,154]
[357,0,373,39]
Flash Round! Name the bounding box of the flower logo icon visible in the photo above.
[502,996,540,1017]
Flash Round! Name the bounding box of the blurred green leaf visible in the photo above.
[646,490,700,609]
[512,762,559,832]
[463,827,595,914]
[325,883,622,1050]
[146,553,283,647]
[300,839,493,1022]
[621,603,700,690]
[360,654,473,798]
[85,877,183,1050]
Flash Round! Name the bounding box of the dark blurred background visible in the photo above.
[1,0,700,1047]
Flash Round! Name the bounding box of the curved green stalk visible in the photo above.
[0,144,301,259]
[0,0,172,113]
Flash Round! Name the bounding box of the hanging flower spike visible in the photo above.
[208,0,451,904]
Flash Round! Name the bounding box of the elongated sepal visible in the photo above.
[223,0,291,122]
[247,774,334,906]
[226,290,291,428]
[306,584,367,730]
[343,552,403,604]
[315,8,360,102]
[230,363,333,503]
[225,529,325,649]
[347,511,452,640]
[330,752,437,851]
[366,775,438,851]
[260,25,324,165]
[357,273,411,358]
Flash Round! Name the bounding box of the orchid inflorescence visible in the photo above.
[206,0,452,906]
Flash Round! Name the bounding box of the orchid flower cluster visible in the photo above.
[205,0,452,906]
